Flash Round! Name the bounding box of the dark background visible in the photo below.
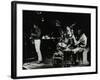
[23,10,91,63]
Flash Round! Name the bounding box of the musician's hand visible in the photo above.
[75,41,80,46]
[31,33,34,36]
[63,49,67,51]
[32,41,34,44]
[29,37,32,39]
[63,48,70,51]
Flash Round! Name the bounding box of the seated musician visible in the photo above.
[52,29,65,67]
[56,26,76,66]
[63,25,88,65]
[58,25,89,65]
[72,28,89,65]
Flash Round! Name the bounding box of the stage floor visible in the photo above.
[23,58,89,69]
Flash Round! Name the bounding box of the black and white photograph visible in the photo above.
[23,11,91,69]
[11,1,97,79]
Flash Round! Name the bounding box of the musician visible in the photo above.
[73,28,88,65]
[30,24,43,63]
[65,25,89,64]
[56,26,75,66]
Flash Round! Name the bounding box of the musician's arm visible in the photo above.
[72,35,78,46]
[80,34,87,48]
[29,33,36,39]
[75,34,87,48]
[31,33,38,36]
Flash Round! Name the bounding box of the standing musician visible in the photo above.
[30,24,43,63]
